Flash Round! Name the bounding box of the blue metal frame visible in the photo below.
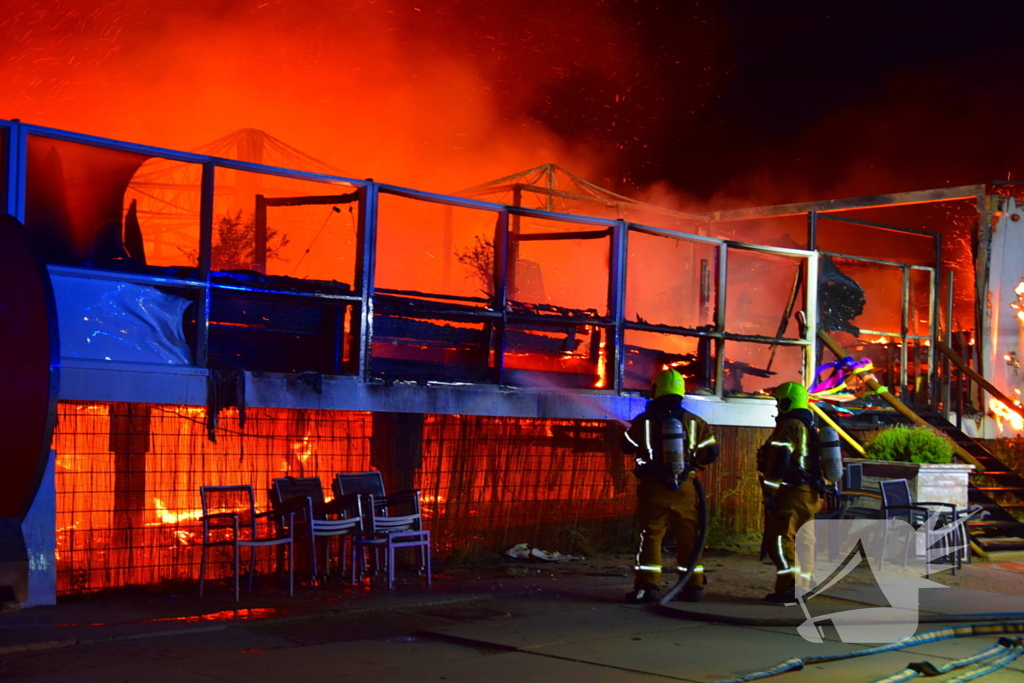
[2,118,822,400]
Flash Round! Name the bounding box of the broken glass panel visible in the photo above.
[723,341,804,397]
[626,229,717,330]
[510,215,611,317]
[376,192,500,305]
[623,330,714,394]
[371,312,492,384]
[210,167,359,287]
[725,248,806,340]
[829,257,903,338]
[26,135,174,269]
[503,322,609,390]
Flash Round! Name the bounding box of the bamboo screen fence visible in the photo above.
[52,401,767,595]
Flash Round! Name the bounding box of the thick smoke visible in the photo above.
[0,0,716,193]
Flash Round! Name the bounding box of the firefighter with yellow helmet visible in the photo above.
[758,381,824,604]
[621,368,719,603]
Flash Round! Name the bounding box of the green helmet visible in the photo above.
[773,382,809,413]
[652,368,686,398]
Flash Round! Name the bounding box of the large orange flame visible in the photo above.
[990,397,1024,432]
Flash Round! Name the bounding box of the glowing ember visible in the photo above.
[594,341,608,388]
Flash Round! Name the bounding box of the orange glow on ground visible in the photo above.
[55,608,289,627]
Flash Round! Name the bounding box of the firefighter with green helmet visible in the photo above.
[758,381,824,604]
[621,368,719,604]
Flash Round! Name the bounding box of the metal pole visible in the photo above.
[3,122,27,221]
[254,194,267,274]
[808,211,818,251]
[714,245,728,397]
[509,185,522,299]
[545,164,555,212]
[196,162,215,368]
[926,266,936,408]
[492,210,510,385]
[943,270,955,419]
[930,233,942,409]
[608,220,628,393]
[974,194,998,402]
[356,184,379,382]
[900,266,910,399]
[956,367,964,433]
[804,253,820,387]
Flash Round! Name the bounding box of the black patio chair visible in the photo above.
[879,478,964,575]
[353,492,432,590]
[199,485,295,601]
[839,463,883,519]
[334,472,432,589]
[270,476,363,583]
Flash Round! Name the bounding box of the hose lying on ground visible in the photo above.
[709,622,1024,683]
[872,636,1023,683]
[657,474,708,606]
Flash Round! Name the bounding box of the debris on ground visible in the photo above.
[504,543,583,562]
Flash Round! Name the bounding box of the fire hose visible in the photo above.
[654,474,709,606]
[705,622,1024,683]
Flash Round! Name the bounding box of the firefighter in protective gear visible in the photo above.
[622,369,719,604]
[758,381,823,604]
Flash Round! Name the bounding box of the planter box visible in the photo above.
[844,459,975,509]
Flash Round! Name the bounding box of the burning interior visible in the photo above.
[5,120,1019,595]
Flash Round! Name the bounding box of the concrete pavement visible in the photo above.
[2,557,1024,682]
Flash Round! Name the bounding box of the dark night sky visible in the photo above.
[3,1,1023,208]
[579,2,1024,204]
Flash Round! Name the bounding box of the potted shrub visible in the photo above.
[850,426,974,508]
[865,426,955,464]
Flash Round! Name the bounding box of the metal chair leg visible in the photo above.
[288,539,294,597]
[199,543,208,597]
[386,537,395,590]
[234,544,241,602]
[424,535,432,587]
[247,546,257,592]
[309,534,319,584]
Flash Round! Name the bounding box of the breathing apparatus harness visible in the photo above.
[784,409,830,494]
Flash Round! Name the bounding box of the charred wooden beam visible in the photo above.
[259,192,359,207]
[374,287,490,305]
[512,229,611,241]
[623,319,808,346]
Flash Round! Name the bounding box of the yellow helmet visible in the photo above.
[652,368,686,398]
[773,381,809,412]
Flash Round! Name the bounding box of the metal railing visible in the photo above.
[1,118,822,398]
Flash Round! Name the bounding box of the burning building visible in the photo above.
[3,119,1024,604]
